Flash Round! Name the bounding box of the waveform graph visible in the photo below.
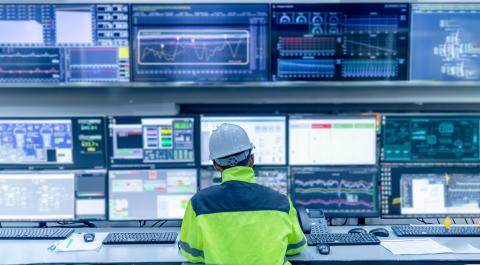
[0,47,63,82]
[293,168,377,214]
[343,35,397,57]
[137,29,250,66]
[277,59,335,79]
[341,59,398,78]
[278,36,337,57]
[344,15,399,34]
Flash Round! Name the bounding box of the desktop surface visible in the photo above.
[1,226,480,265]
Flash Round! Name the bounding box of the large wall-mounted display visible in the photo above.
[410,4,480,81]
[131,4,269,82]
[0,4,130,83]
[0,3,478,84]
[271,3,409,81]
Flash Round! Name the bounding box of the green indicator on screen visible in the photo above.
[355,123,375,129]
[174,122,191,129]
[161,138,172,147]
[333,123,353,129]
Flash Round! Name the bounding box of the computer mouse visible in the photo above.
[316,244,330,255]
[369,228,390,237]
[348,228,368,234]
[83,233,95,242]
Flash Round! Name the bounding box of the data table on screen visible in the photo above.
[289,116,377,166]
[200,116,286,166]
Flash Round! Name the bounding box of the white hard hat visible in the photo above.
[209,123,254,160]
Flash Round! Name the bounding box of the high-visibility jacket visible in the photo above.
[179,166,307,265]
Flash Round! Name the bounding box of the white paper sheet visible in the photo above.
[443,239,480,254]
[49,232,109,252]
[381,238,454,255]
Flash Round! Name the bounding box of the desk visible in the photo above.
[1,226,480,265]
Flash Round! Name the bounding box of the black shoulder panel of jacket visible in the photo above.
[191,181,290,216]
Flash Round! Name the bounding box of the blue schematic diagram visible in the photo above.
[411,4,480,81]
[0,120,73,164]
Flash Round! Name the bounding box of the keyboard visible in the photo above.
[0,228,74,240]
[307,233,380,246]
[392,225,480,237]
[103,232,178,245]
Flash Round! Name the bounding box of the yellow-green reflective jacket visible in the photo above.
[179,166,307,265]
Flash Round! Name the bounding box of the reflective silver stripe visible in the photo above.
[286,237,307,251]
[283,256,288,265]
[178,240,204,258]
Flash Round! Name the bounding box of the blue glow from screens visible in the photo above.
[131,4,269,82]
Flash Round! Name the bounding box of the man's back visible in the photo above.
[179,167,306,265]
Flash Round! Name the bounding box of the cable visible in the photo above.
[465,218,469,225]
[151,220,168,227]
[436,218,441,224]
[416,218,428,225]
[452,218,456,225]
[327,218,333,226]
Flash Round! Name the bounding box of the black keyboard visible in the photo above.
[392,225,480,237]
[103,232,178,245]
[0,228,74,239]
[307,233,380,246]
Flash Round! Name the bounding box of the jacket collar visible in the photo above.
[221,166,256,184]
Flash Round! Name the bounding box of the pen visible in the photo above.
[65,238,73,249]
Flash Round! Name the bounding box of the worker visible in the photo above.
[179,123,306,265]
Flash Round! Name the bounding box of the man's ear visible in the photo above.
[213,161,223,172]
[248,154,255,167]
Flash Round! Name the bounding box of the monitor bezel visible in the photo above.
[199,113,288,166]
[290,165,380,218]
[380,162,480,219]
[0,116,107,171]
[107,115,198,169]
[107,167,198,221]
[0,169,108,222]
[288,114,379,167]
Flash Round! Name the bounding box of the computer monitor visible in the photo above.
[200,166,289,195]
[381,115,480,162]
[108,116,195,168]
[200,115,287,166]
[381,164,480,218]
[0,4,130,83]
[0,170,107,221]
[289,115,377,166]
[410,4,480,81]
[271,3,409,81]
[291,166,378,217]
[0,117,106,170]
[131,4,269,82]
[108,168,197,220]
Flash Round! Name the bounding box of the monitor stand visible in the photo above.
[358,218,366,226]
